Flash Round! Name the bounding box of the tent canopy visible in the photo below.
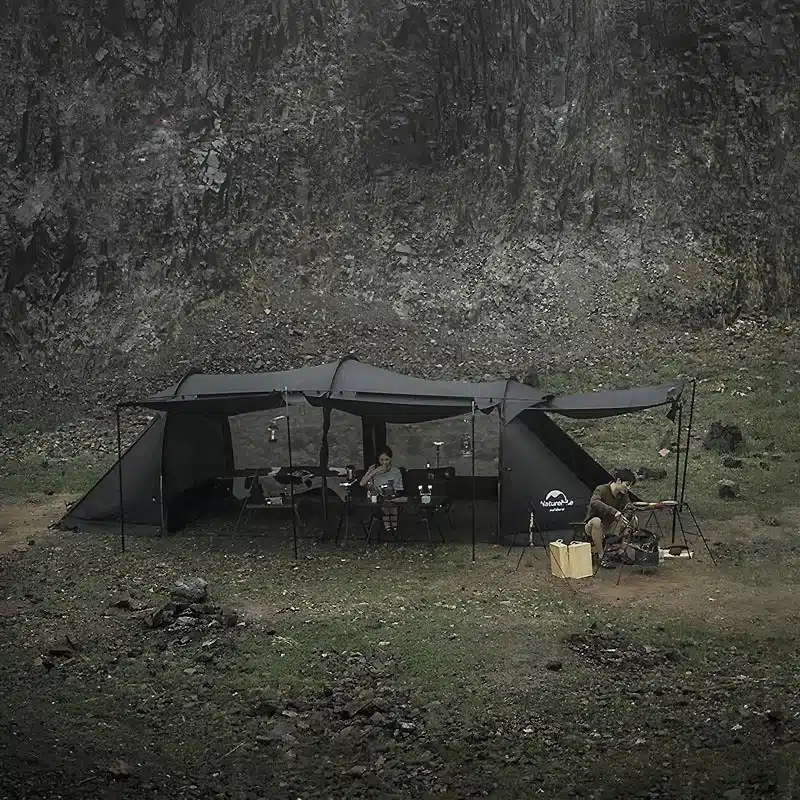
[62,359,687,538]
[125,357,683,422]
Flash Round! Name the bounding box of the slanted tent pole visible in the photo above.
[679,380,696,508]
[285,389,298,560]
[672,401,683,544]
[471,401,476,562]
[116,405,125,553]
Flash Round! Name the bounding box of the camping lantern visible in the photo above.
[433,441,444,469]
[460,433,472,457]
[268,423,278,442]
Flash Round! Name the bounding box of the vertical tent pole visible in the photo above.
[495,409,501,545]
[679,379,696,508]
[320,406,331,523]
[285,389,298,560]
[116,405,125,553]
[471,401,476,562]
[159,473,166,535]
[361,417,374,470]
[671,401,683,544]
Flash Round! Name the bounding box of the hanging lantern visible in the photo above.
[433,441,444,469]
[268,423,278,443]
[460,433,472,457]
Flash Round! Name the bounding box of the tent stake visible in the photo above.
[285,389,298,560]
[471,401,476,562]
[116,405,125,553]
[679,379,696,508]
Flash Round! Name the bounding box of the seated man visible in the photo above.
[583,468,636,568]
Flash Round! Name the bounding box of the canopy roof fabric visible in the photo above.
[126,357,683,421]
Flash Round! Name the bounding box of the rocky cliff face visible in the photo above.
[0,0,797,415]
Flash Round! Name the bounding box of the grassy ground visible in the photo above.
[1,328,800,798]
[1,514,800,800]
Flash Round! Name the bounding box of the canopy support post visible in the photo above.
[116,404,125,553]
[496,408,503,545]
[471,401,476,562]
[671,401,683,544]
[320,406,331,523]
[679,379,696,508]
[285,389,298,560]
[361,417,375,470]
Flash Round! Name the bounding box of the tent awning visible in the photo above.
[122,358,684,421]
[542,382,684,418]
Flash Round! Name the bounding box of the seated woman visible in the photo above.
[360,446,404,532]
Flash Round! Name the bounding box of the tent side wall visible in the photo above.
[501,411,613,540]
[59,416,166,533]
[163,413,234,530]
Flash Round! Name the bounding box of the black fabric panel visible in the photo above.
[163,414,232,530]
[501,412,613,539]
[59,416,165,531]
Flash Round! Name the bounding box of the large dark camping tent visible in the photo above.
[60,357,684,545]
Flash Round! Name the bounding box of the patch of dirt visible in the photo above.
[560,510,800,635]
[563,629,676,669]
[0,494,77,555]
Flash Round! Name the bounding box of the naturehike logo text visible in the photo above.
[540,490,574,512]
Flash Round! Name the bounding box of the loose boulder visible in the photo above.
[717,479,740,499]
[704,422,744,454]
[171,577,209,604]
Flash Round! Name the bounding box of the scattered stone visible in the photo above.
[637,465,668,480]
[107,759,133,779]
[171,577,208,604]
[268,719,298,744]
[48,636,78,659]
[766,517,780,527]
[717,479,740,499]
[222,610,239,628]
[349,765,368,777]
[722,456,743,468]
[545,660,563,671]
[703,422,743,454]
[112,596,148,611]
[393,242,413,255]
[172,616,199,629]
[144,607,168,629]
